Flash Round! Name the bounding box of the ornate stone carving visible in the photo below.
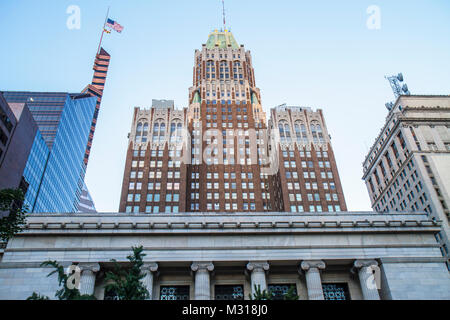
[300,260,326,300]
[142,262,159,273]
[246,261,269,272]
[301,260,326,272]
[191,262,214,300]
[353,260,381,300]
[78,262,100,273]
[191,262,215,272]
[78,263,100,296]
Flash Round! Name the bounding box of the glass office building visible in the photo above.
[3,92,68,150]
[3,92,96,213]
[21,130,49,211]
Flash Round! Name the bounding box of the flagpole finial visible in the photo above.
[97,7,110,55]
[222,0,226,31]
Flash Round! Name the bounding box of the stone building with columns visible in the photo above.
[0,211,449,300]
[362,95,450,266]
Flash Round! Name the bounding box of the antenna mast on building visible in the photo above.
[384,73,411,111]
[222,0,227,31]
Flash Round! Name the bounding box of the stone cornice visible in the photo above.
[18,212,441,236]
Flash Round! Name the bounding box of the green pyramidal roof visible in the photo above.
[206,30,240,49]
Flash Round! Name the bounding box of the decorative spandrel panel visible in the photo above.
[160,286,190,300]
[322,283,350,300]
[214,285,244,301]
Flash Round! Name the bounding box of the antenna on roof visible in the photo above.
[384,72,411,111]
[385,73,411,98]
[222,0,226,31]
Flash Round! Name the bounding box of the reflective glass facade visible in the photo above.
[33,94,96,213]
[22,130,49,211]
[4,92,96,213]
[2,92,68,150]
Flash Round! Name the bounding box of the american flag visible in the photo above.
[106,18,124,33]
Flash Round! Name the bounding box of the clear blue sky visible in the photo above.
[1,0,449,212]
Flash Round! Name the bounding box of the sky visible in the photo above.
[1,0,449,213]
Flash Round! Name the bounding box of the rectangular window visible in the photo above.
[322,283,350,300]
[160,286,189,300]
[214,285,244,300]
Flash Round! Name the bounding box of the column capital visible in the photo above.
[78,262,100,273]
[301,260,326,272]
[142,262,159,273]
[246,261,270,272]
[353,259,378,269]
[191,262,214,272]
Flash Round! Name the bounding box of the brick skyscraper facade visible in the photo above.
[269,104,347,213]
[119,30,347,213]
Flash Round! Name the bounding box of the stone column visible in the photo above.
[142,262,158,300]
[191,262,214,300]
[246,261,270,296]
[79,263,100,296]
[353,260,381,300]
[301,260,326,300]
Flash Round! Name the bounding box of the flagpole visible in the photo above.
[97,6,110,55]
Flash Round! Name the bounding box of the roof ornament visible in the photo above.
[222,0,226,32]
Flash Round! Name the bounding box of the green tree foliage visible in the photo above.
[249,284,299,300]
[249,284,273,300]
[0,188,28,241]
[283,285,300,300]
[26,292,50,300]
[27,261,96,300]
[104,246,150,300]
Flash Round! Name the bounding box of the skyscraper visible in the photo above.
[0,92,39,198]
[362,95,450,266]
[2,91,97,212]
[269,104,347,213]
[1,47,111,213]
[119,30,347,214]
[119,100,188,213]
[81,48,111,166]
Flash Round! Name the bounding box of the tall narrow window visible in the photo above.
[142,123,148,143]
[152,123,159,143]
[135,122,143,143]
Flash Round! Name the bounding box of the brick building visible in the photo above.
[119,30,346,214]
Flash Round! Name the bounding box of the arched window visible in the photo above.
[170,122,176,142]
[142,123,149,143]
[301,124,308,143]
[135,122,143,143]
[316,124,324,143]
[311,122,323,143]
[206,60,215,79]
[152,122,159,143]
[278,121,291,143]
[169,120,183,143]
[177,123,183,143]
[294,121,303,143]
[284,123,291,143]
[278,122,285,143]
[159,123,166,142]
